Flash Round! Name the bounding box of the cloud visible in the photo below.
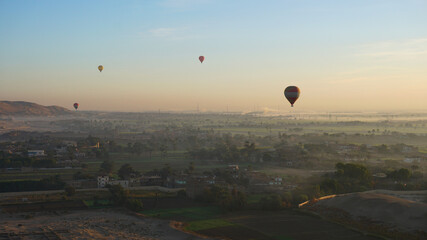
[146,26,203,40]
[326,66,413,84]
[149,28,179,37]
[354,38,427,59]
[161,0,211,9]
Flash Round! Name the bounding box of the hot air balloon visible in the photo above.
[98,65,104,72]
[73,103,79,110]
[199,56,205,63]
[284,86,300,107]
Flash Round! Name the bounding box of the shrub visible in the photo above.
[126,198,143,212]
[177,189,187,198]
[64,185,76,196]
[295,194,308,204]
[260,194,282,211]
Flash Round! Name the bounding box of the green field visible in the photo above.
[185,218,234,231]
[142,206,221,221]
[143,206,382,240]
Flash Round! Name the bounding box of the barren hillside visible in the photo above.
[0,101,72,116]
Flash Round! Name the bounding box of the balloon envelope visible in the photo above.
[199,56,205,63]
[73,103,79,110]
[284,86,300,107]
[98,65,103,72]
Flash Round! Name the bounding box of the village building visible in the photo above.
[97,176,109,188]
[109,180,129,188]
[28,150,45,157]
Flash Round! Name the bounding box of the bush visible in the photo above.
[177,189,187,198]
[64,185,76,196]
[295,194,308,204]
[126,198,143,212]
[282,192,293,206]
[260,194,282,211]
[108,184,129,205]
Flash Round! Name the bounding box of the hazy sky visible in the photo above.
[1,0,426,112]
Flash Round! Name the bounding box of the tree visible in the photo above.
[411,165,420,171]
[81,163,88,170]
[161,164,173,179]
[186,162,195,175]
[335,163,371,185]
[100,160,114,174]
[159,144,168,159]
[320,178,338,195]
[242,141,256,161]
[118,163,136,180]
[262,152,272,162]
[281,192,293,206]
[132,142,145,156]
[64,185,76,196]
[389,168,411,182]
[330,163,372,193]
[377,144,388,154]
[108,184,129,205]
[295,194,308,204]
[125,198,143,211]
[260,194,282,210]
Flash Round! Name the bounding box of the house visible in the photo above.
[109,180,129,188]
[228,165,239,178]
[269,177,283,185]
[74,152,86,158]
[140,175,164,186]
[403,157,421,163]
[336,144,359,155]
[63,140,77,147]
[68,179,96,189]
[55,146,68,154]
[97,176,109,188]
[28,150,45,157]
[372,173,387,178]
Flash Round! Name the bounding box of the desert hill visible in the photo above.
[0,101,72,116]
[306,191,427,235]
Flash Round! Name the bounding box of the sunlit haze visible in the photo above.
[1,0,426,112]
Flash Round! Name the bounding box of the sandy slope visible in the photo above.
[309,192,427,233]
[0,209,213,240]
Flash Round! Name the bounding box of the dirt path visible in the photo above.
[0,208,214,240]
[0,186,184,201]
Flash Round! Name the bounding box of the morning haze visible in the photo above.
[0,1,426,240]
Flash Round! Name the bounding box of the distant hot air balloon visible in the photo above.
[199,56,205,63]
[284,86,300,107]
[98,65,104,72]
[73,103,79,110]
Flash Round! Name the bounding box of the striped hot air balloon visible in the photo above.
[284,86,300,107]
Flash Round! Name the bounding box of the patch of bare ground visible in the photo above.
[305,192,427,240]
[223,210,381,240]
[168,220,215,239]
[0,208,214,240]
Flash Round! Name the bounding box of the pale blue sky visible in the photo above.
[1,0,426,112]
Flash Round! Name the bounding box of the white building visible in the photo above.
[28,150,45,157]
[97,176,110,188]
[109,180,129,188]
[269,177,283,185]
[403,157,421,163]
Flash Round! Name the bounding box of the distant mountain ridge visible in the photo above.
[0,101,72,116]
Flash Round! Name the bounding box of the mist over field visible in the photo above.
[0,105,426,239]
